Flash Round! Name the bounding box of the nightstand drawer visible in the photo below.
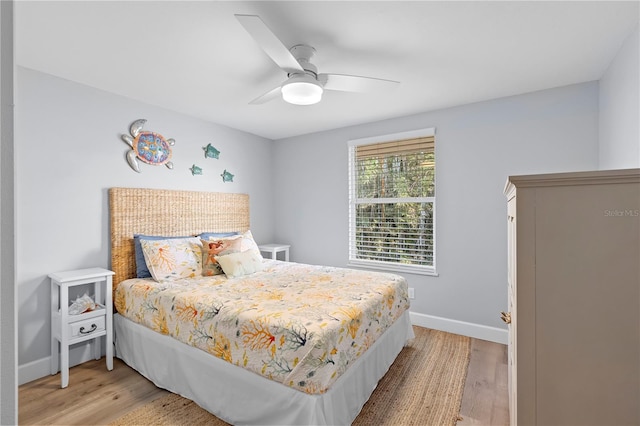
[69,316,105,339]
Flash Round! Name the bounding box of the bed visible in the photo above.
[109,187,414,425]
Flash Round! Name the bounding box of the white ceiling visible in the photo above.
[15,1,639,140]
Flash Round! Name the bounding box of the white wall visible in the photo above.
[272,82,600,340]
[599,24,640,169]
[15,67,274,383]
[0,1,16,423]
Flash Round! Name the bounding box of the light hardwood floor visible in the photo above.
[19,336,508,425]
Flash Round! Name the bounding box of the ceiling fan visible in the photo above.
[235,14,400,106]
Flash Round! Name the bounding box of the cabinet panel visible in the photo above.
[514,187,537,425]
[506,199,517,426]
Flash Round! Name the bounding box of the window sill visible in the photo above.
[347,260,438,277]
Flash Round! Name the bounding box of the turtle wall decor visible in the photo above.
[190,164,203,175]
[221,169,234,183]
[121,119,175,173]
[203,143,220,159]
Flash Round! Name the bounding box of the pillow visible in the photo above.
[239,230,262,257]
[134,234,191,278]
[203,230,263,261]
[198,231,238,240]
[201,237,243,276]
[215,250,264,278]
[140,237,203,281]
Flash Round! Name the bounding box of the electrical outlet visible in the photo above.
[408,287,415,299]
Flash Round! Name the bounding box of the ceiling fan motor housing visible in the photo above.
[281,43,324,104]
[289,44,319,79]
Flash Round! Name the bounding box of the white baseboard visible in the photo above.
[18,357,51,386]
[410,311,508,345]
[19,342,100,385]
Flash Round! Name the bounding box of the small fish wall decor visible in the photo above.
[190,164,203,176]
[203,143,220,159]
[221,169,234,183]
[120,119,175,173]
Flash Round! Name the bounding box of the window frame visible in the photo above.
[348,128,437,276]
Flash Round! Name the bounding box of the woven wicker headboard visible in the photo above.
[109,187,250,289]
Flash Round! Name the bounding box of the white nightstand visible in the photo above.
[258,244,291,261]
[49,267,114,388]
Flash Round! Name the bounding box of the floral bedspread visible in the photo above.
[115,260,410,394]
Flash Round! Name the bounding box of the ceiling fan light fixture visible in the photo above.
[281,75,323,105]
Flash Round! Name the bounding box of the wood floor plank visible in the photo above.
[491,360,510,425]
[19,336,508,425]
[458,339,509,426]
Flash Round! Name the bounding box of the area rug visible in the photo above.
[110,327,471,426]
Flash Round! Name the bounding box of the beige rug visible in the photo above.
[110,327,470,426]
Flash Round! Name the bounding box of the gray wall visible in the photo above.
[15,67,274,380]
[0,1,16,423]
[599,25,640,169]
[272,82,600,334]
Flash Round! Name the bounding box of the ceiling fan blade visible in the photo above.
[235,14,304,75]
[249,85,283,105]
[319,74,400,93]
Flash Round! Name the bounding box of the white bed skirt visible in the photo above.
[115,310,414,425]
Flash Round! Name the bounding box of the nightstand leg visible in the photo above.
[106,336,113,371]
[60,284,69,388]
[106,275,113,371]
[50,339,58,375]
[60,343,69,388]
[93,339,101,361]
[285,249,289,262]
[93,280,102,360]
[51,280,58,375]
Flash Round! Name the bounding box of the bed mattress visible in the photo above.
[115,259,410,394]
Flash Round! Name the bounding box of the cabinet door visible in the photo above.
[534,183,640,425]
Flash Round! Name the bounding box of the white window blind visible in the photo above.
[348,129,436,275]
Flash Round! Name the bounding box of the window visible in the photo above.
[348,128,436,275]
